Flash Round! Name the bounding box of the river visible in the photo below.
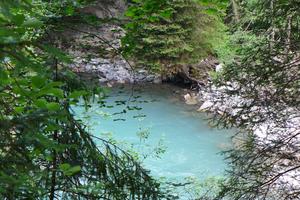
[74,84,233,199]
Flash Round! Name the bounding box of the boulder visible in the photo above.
[153,76,162,84]
[184,93,198,105]
[145,75,156,82]
[197,101,214,111]
[215,64,223,72]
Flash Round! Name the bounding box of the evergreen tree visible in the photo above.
[214,1,300,199]
[0,0,161,199]
[122,0,227,78]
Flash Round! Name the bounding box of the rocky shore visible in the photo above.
[63,23,161,85]
[70,55,162,85]
[193,76,300,189]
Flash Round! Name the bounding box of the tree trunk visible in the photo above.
[231,0,240,23]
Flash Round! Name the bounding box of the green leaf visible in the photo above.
[45,124,60,132]
[125,22,135,29]
[0,69,9,85]
[46,102,60,111]
[14,106,24,113]
[59,164,81,176]
[48,88,64,98]
[34,99,47,109]
[59,163,71,171]
[46,81,64,88]
[125,7,137,17]
[12,14,25,26]
[66,166,81,176]
[45,155,53,162]
[65,5,75,16]
[204,8,218,15]
[31,76,46,88]
[37,87,64,98]
[68,90,88,99]
[159,9,173,19]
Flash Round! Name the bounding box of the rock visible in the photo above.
[100,59,110,64]
[145,75,156,82]
[138,69,148,74]
[153,76,162,84]
[173,90,180,94]
[90,58,101,64]
[80,0,127,19]
[107,82,113,87]
[197,101,214,111]
[135,74,146,82]
[62,21,161,84]
[184,93,198,105]
[216,64,223,72]
[85,64,93,70]
[117,79,125,84]
[99,78,107,83]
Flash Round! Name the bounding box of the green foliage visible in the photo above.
[0,0,162,199]
[186,176,225,199]
[59,163,81,176]
[215,1,300,199]
[122,0,229,77]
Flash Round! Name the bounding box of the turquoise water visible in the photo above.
[74,84,232,182]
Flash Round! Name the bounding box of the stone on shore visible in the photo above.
[197,101,214,112]
[184,93,198,105]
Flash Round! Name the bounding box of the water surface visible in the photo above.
[75,84,232,181]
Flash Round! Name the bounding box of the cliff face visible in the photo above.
[52,0,161,85]
[54,0,215,86]
[80,0,127,19]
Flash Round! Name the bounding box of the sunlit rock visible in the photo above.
[197,101,214,111]
[215,63,223,72]
[184,93,198,105]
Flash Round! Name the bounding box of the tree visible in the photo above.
[122,0,227,78]
[212,0,300,199]
[0,0,161,199]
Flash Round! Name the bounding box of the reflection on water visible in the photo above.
[74,84,233,183]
